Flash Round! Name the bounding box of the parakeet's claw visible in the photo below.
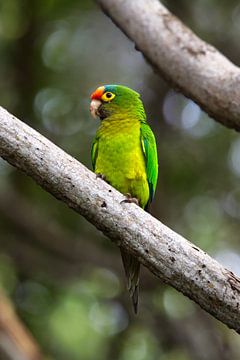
[121,193,139,206]
[96,173,110,184]
[96,173,106,181]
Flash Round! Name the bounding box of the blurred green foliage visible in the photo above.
[1,0,240,359]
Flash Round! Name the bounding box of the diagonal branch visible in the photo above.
[97,0,240,131]
[0,106,240,332]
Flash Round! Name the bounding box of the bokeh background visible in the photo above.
[1,0,240,359]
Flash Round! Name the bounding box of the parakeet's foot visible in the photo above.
[96,173,106,181]
[121,193,139,206]
[96,173,111,185]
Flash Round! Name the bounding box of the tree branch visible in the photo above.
[0,289,43,360]
[0,106,240,332]
[97,0,240,131]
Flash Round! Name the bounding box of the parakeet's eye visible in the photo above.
[101,92,115,102]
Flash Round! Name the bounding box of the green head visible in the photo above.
[90,84,146,120]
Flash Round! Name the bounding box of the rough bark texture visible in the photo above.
[97,0,240,131]
[0,106,240,333]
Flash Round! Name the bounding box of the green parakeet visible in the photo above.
[90,84,158,313]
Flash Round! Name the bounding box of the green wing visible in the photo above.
[91,137,99,171]
[140,122,158,208]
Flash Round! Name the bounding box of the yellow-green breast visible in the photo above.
[95,117,149,208]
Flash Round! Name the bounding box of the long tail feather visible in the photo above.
[120,247,140,314]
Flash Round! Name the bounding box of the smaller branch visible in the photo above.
[97,0,240,131]
[0,289,43,360]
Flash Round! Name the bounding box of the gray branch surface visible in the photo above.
[0,106,240,332]
[97,0,240,131]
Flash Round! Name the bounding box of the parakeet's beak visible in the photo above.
[90,99,102,119]
[90,86,105,119]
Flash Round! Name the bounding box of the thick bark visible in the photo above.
[97,0,240,131]
[0,106,240,332]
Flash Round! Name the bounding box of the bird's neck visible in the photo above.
[102,106,146,123]
[97,112,143,138]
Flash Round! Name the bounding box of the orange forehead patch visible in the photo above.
[91,86,105,100]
